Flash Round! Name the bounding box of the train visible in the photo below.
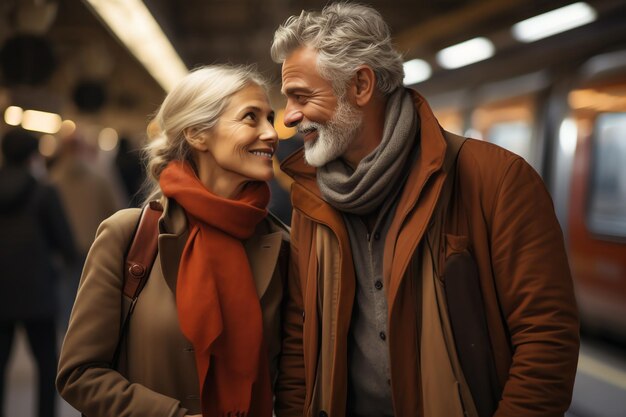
[415,43,626,339]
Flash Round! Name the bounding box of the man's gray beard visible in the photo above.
[302,97,363,167]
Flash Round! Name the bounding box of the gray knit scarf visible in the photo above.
[317,88,417,215]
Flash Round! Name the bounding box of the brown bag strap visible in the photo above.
[123,200,163,299]
[110,201,163,371]
[430,132,500,417]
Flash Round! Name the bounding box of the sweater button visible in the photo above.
[319,411,328,417]
[375,280,383,290]
[379,331,386,341]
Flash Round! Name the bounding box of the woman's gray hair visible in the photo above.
[271,2,404,96]
[142,65,268,202]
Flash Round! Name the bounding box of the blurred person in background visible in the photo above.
[49,131,120,257]
[57,65,289,417]
[115,136,146,208]
[0,128,76,417]
[271,3,579,417]
[48,131,120,328]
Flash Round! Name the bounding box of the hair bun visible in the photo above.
[146,118,163,142]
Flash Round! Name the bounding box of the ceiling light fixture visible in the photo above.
[84,0,188,92]
[4,106,24,126]
[436,37,495,70]
[21,109,62,134]
[403,59,432,85]
[512,2,597,43]
[59,119,77,136]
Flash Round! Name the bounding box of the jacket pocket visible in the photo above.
[434,233,468,284]
[444,233,469,259]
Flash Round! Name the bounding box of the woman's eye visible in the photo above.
[244,112,256,121]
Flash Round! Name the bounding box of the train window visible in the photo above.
[487,121,532,159]
[434,108,463,136]
[587,112,626,238]
[471,96,536,163]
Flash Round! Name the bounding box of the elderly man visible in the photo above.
[271,3,579,417]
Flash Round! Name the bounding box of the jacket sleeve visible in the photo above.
[275,210,307,417]
[490,158,579,417]
[56,209,189,417]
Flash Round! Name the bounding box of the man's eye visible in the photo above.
[268,115,275,125]
[290,94,306,104]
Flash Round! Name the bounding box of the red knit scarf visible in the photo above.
[159,161,272,417]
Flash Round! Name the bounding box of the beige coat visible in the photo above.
[57,197,288,417]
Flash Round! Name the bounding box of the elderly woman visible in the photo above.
[57,65,287,417]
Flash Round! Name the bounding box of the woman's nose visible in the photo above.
[260,121,278,143]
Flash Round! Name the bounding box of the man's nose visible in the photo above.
[283,105,303,128]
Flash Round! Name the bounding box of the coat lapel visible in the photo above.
[157,198,188,295]
[384,91,449,311]
[245,229,283,299]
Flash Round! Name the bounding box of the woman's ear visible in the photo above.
[352,65,376,107]
[183,127,209,152]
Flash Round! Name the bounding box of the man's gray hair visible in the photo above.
[271,2,404,96]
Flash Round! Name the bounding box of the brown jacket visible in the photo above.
[57,197,288,417]
[275,91,579,417]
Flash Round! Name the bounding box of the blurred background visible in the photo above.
[1,0,625,416]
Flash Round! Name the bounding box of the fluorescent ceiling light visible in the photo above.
[4,106,23,126]
[21,109,62,134]
[512,2,597,43]
[84,0,188,92]
[60,119,77,136]
[559,118,578,156]
[436,37,495,70]
[403,59,432,85]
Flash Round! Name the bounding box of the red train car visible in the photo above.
[567,63,626,337]
[425,47,626,338]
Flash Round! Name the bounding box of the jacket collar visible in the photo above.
[280,89,449,308]
[280,148,319,199]
[280,143,351,259]
[383,91,448,308]
[157,196,283,299]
